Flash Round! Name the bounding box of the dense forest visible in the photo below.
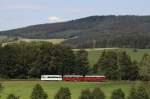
[0,15,150,48]
[0,42,149,81]
[0,42,90,78]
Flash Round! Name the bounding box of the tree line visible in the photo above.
[0,42,89,79]
[94,50,150,81]
[0,83,149,99]
[0,41,149,81]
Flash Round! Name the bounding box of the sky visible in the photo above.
[0,0,150,31]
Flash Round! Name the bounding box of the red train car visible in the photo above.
[63,75,84,81]
[63,75,106,82]
[84,75,106,81]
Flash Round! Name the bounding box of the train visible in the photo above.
[41,75,106,81]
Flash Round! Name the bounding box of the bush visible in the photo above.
[79,88,92,99]
[92,88,105,99]
[139,54,150,81]
[54,87,71,99]
[128,87,136,99]
[128,85,149,99]
[7,94,19,99]
[111,88,125,99]
[0,83,3,98]
[30,84,48,99]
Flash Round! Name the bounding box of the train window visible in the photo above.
[47,76,61,78]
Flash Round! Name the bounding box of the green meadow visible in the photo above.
[79,48,150,65]
[0,81,132,99]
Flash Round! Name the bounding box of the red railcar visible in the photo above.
[63,75,84,81]
[84,75,106,81]
[63,75,106,82]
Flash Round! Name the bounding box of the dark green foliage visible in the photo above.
[94,51,119,80]
[118,51,132,80]
[59,47,76,75]
[54,87,71,99]
[30,84,48,99]
[92,88,105,99]
[7,94,19,99]
[1,16,150,48]
[139,53,150,81]
[128,87,137,99]
[0,83,3,98]
[128,85,149,99]
[0,42,77,78]
[111,88,125,99]
[118,51,139,80]
[0,83,3,93]
[76,49,90,75]
[128,61,139,80]
[79,89,92,99]
[94,51,139,80]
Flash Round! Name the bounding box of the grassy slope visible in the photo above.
[1,39,65,46]
[74,48,150,66]
[0,81,132,99]
[19,39,66,44]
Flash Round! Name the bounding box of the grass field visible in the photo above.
[75,48,150,65]
[0,81,133,99]
[20,39,66,44]
[2,39,66,46]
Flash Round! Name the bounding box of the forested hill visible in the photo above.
[0,15,150,48]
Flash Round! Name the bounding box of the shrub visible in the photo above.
[54,87,71,99]
[128,85,149,99]
[111,88,125,99]
[7,94,19,99]
[30,84,48,99]
[0,83,3,98]
[92,88,105,99]
[79,88,92,99]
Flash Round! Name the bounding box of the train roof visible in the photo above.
[85,75,106,77]
[41,75,106,78]
[41,75,62,77]
[63,75,83,77]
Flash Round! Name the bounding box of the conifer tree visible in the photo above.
[92,88,105,99]
[54,87,71,99]
[7,94,19,99]
[128,85,149,99]
[111,88,125,99]
[30,84,48,99]
[79,89,92,99]
[0,83,3,98]
[140,53,150,81]
[76,49,90,75]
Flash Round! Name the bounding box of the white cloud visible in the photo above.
[48,16,64,23]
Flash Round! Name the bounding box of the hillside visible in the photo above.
[0,15,150,48]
